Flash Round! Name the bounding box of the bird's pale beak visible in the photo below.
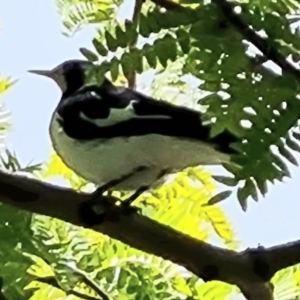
[28,70,53,77]
[28,68,66,92]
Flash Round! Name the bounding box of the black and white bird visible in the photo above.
[29,59,237,207]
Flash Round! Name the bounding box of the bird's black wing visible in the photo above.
[57,84,238,155]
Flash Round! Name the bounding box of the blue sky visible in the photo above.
[1,0,300,249]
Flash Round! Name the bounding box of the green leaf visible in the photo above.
[154,39,169,68]
[79,47,98,62]
[256,177,268,197]
[121,52,134,79]
[277,144,298,166]
[130,48,143,74]
[176,28,190,54]
[222,162,241,176]
[244,178,258,202]
[237,187,248,211]
[143,44,157,68]
[139,14,151,37]
[125,20,138,46]
[147,11,162,34]
[212,176,238,187]
[292,131,300,141]
[271,152,291,178]
[189,20,204,40]
[206,191,232,206]
[115,25,128,48]
[109,57,120,82]
[56,0,115,36]
[92,38,108,56]
[105,30,118,52]
[286,133,300,152]
[0,149,40,174]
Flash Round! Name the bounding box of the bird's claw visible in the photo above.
[90,166,149,215]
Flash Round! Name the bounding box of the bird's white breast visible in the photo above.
[49,113,230,190]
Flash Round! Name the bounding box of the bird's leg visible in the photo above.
[90,165,149,203]
[122,185,149,207]
[83,173,136,218]
[121,168,171,209]
[90,175,131,199]
[79,167,149,224]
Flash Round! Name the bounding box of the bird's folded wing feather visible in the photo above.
[57,84,237,155]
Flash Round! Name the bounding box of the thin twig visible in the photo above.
[72,268,111,300]
[126,0,187,88]
[35,277,102,300]
[67,289,102,300]
[127,0,144,89]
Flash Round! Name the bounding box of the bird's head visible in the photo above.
[28,59,96,98]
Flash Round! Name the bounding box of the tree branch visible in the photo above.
[0,170,296,300]
[127,0,143,89]
[263,240,300,273]
[149,0,300,83]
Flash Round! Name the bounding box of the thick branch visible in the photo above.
[0,170,292,300]
[263,240,300,273]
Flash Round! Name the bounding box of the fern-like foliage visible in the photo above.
[0,149,42,175]
[56,0,122,36]
[0,75,13,154]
